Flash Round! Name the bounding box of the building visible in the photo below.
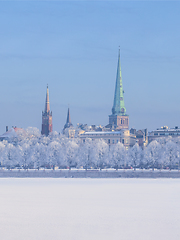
[41,85,52,136]
[80,129,136,148]
[79,50,136,148]
[148,126,180,143]
[63,108,75,138]
[0,126,23,141]
[130,128,148,149]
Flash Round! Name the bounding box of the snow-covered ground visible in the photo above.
[0,178,180,240]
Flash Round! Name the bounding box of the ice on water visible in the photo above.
[0,178,180,240]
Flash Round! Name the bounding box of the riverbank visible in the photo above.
[0,169,180,178]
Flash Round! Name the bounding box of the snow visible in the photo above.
[0,178,180,240]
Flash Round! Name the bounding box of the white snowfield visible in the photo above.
[0,178,180,240]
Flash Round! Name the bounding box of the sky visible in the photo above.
[0,0,180,134]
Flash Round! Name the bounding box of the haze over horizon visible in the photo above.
[0,1,180,134]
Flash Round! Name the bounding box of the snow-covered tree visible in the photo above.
[109,142,126,169]
[2,143,17,168]
[162,140,178,169]
[127,143,142,169]
[144,140,162,169]
[77,139,95,169]
[93,140,109,169]
[47,141,62,168]
[64,140,79,169]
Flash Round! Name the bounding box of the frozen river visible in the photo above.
[0,178,180,240]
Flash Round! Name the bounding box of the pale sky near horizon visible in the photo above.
[0,1,180,134]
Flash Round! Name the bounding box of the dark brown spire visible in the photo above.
[41,85,52,136]
[45,84,50,113]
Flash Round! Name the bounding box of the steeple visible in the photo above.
[63,107,74,138]
[41,85,53,136]
[108,49,129,130]
[64,107,73,130]
[45,84,50,113]
[112,49,126,116]
[66,108,72,125]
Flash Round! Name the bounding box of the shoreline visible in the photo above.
[0,169,180,178]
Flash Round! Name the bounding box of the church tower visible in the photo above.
[41,85,52,136]
[109,50,129,130]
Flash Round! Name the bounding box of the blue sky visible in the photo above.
[0,1,180,134]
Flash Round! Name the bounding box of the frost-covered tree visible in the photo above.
[64,140,79,169]
[2,143,18,168]
[20,143,32,169]
[109,142,126,169]
[93,140,109,169]
[31,143,47,169]
[47,141,62,168]
[77,139,95,169]
[162,140,178,170]
[127,143,142,169]
[144,140,162,169]
[0,141,5,166]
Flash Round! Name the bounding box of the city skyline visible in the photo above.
[0,1,180,134]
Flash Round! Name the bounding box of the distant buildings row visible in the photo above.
[1,50,179,148]
[36,49,180,148]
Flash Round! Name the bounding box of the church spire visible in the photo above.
[112,49,126,116]
[66,107,71,125]
[108,49,129,130]
[63,107,75,138]
[45,84,50,113]
[41,85,52,136]
[64,107,73,130]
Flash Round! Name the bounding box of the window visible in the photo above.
[122,139,124,144]
[83,139,85,143]
[108,139,110,144]
[116,140,119,143]
[154,133,158,136]
[112,139,114,144]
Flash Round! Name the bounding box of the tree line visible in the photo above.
[0,127,180,170]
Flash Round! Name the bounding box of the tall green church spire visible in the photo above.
[112,49,126,116]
